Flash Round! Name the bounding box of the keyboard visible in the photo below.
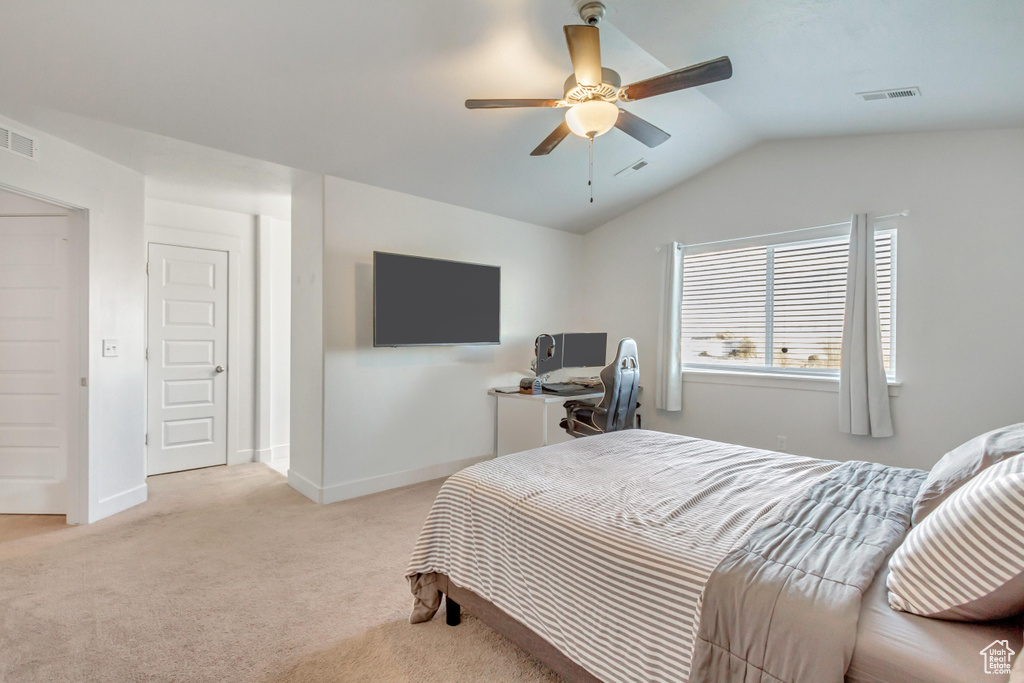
[542,382,584,394]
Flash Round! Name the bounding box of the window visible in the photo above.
[681,228,894,377]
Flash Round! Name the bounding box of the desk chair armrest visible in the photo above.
[563,400,606,418]
[563,398,608,438]
[563,399,601,411]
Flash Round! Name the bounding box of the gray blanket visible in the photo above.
[690,460,926,683]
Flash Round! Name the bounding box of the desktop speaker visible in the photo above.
[520,378,543,395]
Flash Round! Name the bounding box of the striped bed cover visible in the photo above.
[406,429,838,682]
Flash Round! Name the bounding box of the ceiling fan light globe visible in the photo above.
[564,100,619,139]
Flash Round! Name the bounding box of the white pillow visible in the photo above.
[912,423,1024,525]
[889,453,1024,621]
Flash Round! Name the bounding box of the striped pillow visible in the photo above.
[888,453,1024,621]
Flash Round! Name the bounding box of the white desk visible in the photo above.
[488,387,603,457]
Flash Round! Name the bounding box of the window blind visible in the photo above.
[681,245,768,368]
[681,231,894,374]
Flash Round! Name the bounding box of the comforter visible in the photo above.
[690,460,924,682]
[407,430,838,682]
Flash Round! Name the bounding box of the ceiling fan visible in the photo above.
[466,2,733,157]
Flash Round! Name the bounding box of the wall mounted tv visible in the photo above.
[373,251,501,347]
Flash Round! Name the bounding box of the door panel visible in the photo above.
[147,244,228,475]
[163,379,214,407]
[0,215,71,513]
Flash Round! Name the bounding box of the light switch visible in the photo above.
[102,339,119,357]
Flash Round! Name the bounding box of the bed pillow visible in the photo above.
[912,423,1024,525]
[888,453,1024,621]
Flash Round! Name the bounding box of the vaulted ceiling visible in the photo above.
[1,0,1022,233]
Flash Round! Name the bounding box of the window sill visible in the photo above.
[682,368,901,397]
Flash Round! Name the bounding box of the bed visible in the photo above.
[407,429,1022,682]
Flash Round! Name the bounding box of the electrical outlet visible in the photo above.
[102,339,119,357]
[776,436,788,452]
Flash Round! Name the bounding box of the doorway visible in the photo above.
[0,190,81,515]
[146,244,229,475]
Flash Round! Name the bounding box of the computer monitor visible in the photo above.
[536,334,563,376]
[535,332,607,376]
[562,333,607,369]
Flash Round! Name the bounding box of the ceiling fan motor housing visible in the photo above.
[578,2,606,26]
[563,68,621,105]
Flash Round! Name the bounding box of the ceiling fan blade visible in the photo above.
[530,121,572,156]
[564,25,602,86]
[465,99,563,109]
[614,109,670,148]
[622,56,732,101]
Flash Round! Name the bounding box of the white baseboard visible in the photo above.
[94,483,148,522]
[229,447,283,466]
[320,454,491,505]
[271,444,290,462]
[287,468,323,504]
[229,448,254,466]
[285,454,490,505]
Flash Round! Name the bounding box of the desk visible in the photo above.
[488,387,603,457]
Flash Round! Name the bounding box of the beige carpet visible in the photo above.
[0,464,562,682]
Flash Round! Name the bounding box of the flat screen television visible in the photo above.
[373,251,500,347]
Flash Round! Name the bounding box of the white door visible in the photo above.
[0,215,73,513]
[147,244,228,475]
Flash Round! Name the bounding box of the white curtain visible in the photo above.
[656,242,684,411]
[839,214,893,437]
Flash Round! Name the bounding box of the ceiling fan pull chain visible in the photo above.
[588,135,594,203]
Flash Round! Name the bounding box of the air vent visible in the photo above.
[857,87,922,101]
[615,158,649,178]
[0,122,37,161]
[10,132,36,159]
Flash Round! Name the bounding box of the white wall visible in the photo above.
[0,114,147,522]
[288,172,326,499]
[289,174,584,503]
[582,128,1024,471]
[269,219,291,461]
[145,199,291,467]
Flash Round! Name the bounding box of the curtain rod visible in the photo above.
[656,211,909,252]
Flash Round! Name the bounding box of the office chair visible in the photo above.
[560,338,640,438]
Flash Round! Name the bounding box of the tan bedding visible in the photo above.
[406,429,837,682]
[846,561,1022,683]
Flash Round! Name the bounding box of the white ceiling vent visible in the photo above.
[857,87,922,101]
[615,158,649,178]
[0,123,38,161]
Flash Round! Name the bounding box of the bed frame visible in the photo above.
[436,573,602,683]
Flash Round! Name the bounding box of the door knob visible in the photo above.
[215,365,225,373]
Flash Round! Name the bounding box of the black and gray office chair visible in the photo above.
[560,338,640,438]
